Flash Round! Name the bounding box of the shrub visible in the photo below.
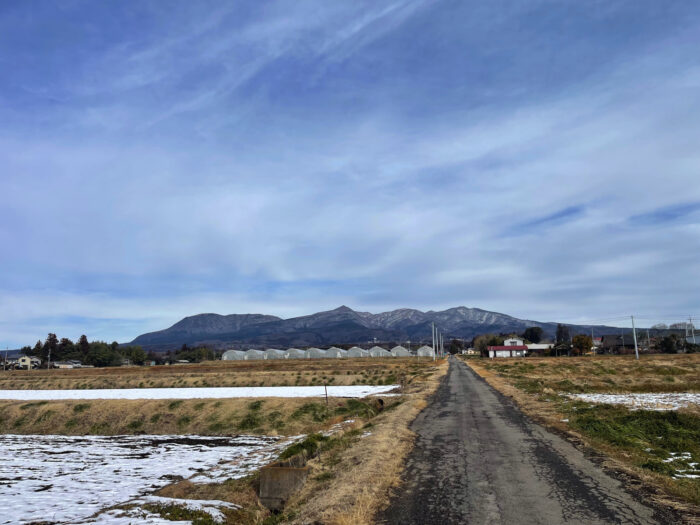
[279,433,329,460]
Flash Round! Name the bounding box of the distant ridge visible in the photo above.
[129,306,617,351]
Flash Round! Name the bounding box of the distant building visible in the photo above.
[503,338,524,346]
[526,343,553,353]
[17,356,41,369]
[487,345,528,358]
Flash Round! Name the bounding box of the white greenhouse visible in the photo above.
[286,348,307,359]
[390,345,410,357]
[264,349,287,360]
[306,347,327,359]
[244,349,265,360]
[326,347,347,358]
[369,346,391,358]
[347,346,369,358]
[416,345,435,357]
[221,350,246,360]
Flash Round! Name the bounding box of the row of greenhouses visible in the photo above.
[221,345,435,361]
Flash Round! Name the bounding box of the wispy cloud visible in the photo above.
[629,202,700,226]
[507,206,586,236]
[0,1,699,346]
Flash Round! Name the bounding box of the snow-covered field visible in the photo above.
[0,433,296,524]
[0,384,398,401]
[569,392,700,411]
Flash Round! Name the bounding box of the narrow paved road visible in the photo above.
[380,357,669,525]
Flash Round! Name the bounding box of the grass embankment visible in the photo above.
[0,397,387,436]
[465,354,700,519]
[147,358,448,525]
[0,358,425,390]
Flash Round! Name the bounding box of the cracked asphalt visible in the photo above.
[380,357,670,524]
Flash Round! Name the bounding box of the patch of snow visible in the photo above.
[0,385,399,401]
[119,496,239,524]
[0,434,296,524]
[80,507,191,524]
[569,393,700,411]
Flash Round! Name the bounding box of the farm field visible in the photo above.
[0,357,428,390]
[0,358,448,524]
[0,433,291,524]
[465,354,700,514]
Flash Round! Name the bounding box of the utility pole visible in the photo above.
[432,323,436,361]
[690,317,696,344]
[631,315,639,360]
[3,347,7,371]
[591,328,595,355]
[647,329,651,352]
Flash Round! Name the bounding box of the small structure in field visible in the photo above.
[487,345,528,358]
[326,347,347,358]
[222,350,246,360]
[369,346,391,358]
[416,345,435,357]
[347,346,369,358]
[264,349,287,360]
[390,345,410,357]
[306,348,327,359]
[286,348,307,359]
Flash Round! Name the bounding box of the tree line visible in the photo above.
[21,334,147,367]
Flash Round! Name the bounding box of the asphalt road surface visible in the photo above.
[380,357,670,525]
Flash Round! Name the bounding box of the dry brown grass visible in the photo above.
[155,477,268,524]
[284,359,448,525]
[0,357,431,391]
[469,353,700,394]
[465,355,700,523]
[0,396,390,437]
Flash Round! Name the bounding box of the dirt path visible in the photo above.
[379,357,672,524]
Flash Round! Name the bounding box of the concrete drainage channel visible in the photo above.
[258,397,386,512]
[259,457,310,511]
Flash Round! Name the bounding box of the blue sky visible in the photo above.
[1,1,700,346]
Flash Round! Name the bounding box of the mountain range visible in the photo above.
[129,306,616,350]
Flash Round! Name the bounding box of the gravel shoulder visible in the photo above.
[380,357,672,524]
